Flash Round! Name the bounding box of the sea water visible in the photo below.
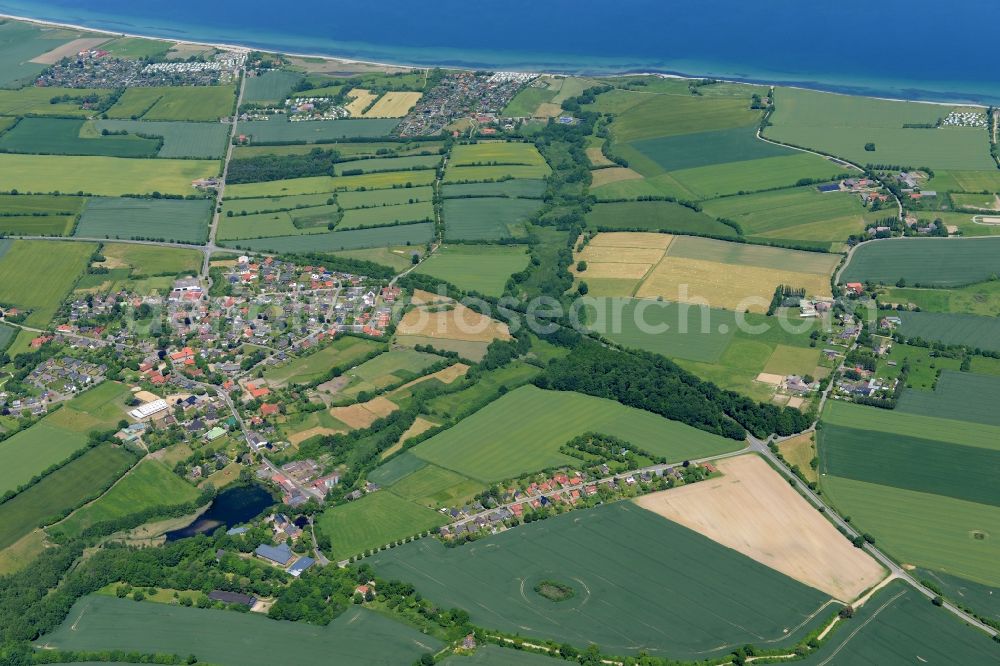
[2,0,995,104]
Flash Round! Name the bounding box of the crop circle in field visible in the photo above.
[520,572,591,611]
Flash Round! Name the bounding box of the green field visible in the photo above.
[665,153,850,200]
[450,142,549,167]
[241,117,399,142]
[75,197,212,244]
[821,475,1000,586]
[930,169,1000,193]
[443,197,538,241]
[897,370,1000,427]
[840,237,1000,287]
[99,243,203,277]
[262,336,382,386]
[823,400,1000,452]
[0,444,136,550]
[624,124,795,173]
[217,209,331,240]
[94,119,229,158]
[385,463,480,508]
[894,311,1000,353]
[0,87,113,117]
[0,382,131,494]
[107,86,236,122]
[0,118,160,157]
[701,186,871,246]
[337,154,441,174]
[337,185,435,209]
[0,215,75,236]
[0,153,218,197]
[338,201,433,229]
[443,164,551,182]
[412,385,741,482]
[222,221,434,252]
[767,88,994,171]
[441,179,546,199]
[42,596,440,666]
[371,501,831,659]
[316,490,446,560]
[0,194,84,237]
[243,69,304,102]
[221,192,335,215]
[224,170,435,197]
[0,240,95,326]
[337,349,440,399]
[818,423,999,507]
[502,85,557,116]
[0,322,13,351]
[585,200,738,236]
[882,279,1000,316]
[611,94,759,144]
[99,36,170,59]
[796,582,999,665]
[442,646,559,665]
[413,244,530,296]
[53,459,200,537]
[0,22,80,86]
[329,246,417,272]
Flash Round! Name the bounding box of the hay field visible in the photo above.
[345,88,378,116]
[329,396,399,430]
[364,92,422,117]
[636,455,885,601]
[397,289,511,343]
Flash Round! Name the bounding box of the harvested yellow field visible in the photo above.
[588,232,674,250]
[635,455,886,601]
[364,92,422,118]
[579,262,651,279]
[777,432,817,482]
[586,147,615,167]
[590,167,643,187]
[381,416,438,460]
[329,396,399,430]
[398,290,511,343]
[755,373,784,386]
[30,37,109,64]
[577,245,666,264]
[344,88,378,116]
[635,256,832,312]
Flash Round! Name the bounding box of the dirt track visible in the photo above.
[635,454,886,601]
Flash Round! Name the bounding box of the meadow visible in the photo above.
[0,87,112,117]
[412,244,529,296]
[223,222,433,252]
[411,385,741,482]
[336,154,440,174]
[42,597,440,666]
[241,117,399,143]
[386,462,481,508]
[884,281,1000,317]
[315,490,445,560]
[94,119,229,158]
[0,215,75,236]
[450,142,549,167]
[818,423,999,507]
[329,246,417,272]
[337,185,434,209]
[221,192,335,215]
[767,88,994,171]
[224,170,435,197]
[0,444,136,550]
[611,94,759,143]
[585,200,738,237]
[0,153,218,197]
[664,153,849,200]
[895,311,1000,353]
[243,69,303,102]
[52,459,200,538]
[107,85,236,122]
[443,164,551,182]
[442,197,538,240]
[372,501,831,660]
[0,382,130,494]
[263,336,383,386]
[0,240,95,326]
[840,237,1000,287]
[442,179,546,199]
[701,186,870,247]
[336,349,440,399]
[75,198,212,244]
[929,169,1000,193]
[100,243,203,277]
[337,201,433,229]
[217,210,329,240]
[0,118,160,158]
[624,124,794,173]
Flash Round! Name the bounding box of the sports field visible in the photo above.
[0,153,218,197]
[636,455,884,600]
[372,501,831,659]
[75,198,212,244]
[241,117,399,143]
[443,197,538,240]
[53,459,200,538]
[0,240,95,326]
[768,88,994,171]
[585,200,738,237]
[94,120,229,158]
[0,118,160,158]
[42,596,441,666]
[316,490,446,559]
[411,385,741,482]
[840,237,1000,287]
[263,336,382,386]
[0,444,136,550]
[413,244,529,296]
[107,85,236,122]
[0,382,130,494]
[224,170,436,197]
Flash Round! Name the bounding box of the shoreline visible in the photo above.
[0,11,989,108]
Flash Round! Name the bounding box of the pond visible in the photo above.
[165,484,275,541]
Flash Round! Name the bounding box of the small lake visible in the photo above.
[165,484,275,541]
